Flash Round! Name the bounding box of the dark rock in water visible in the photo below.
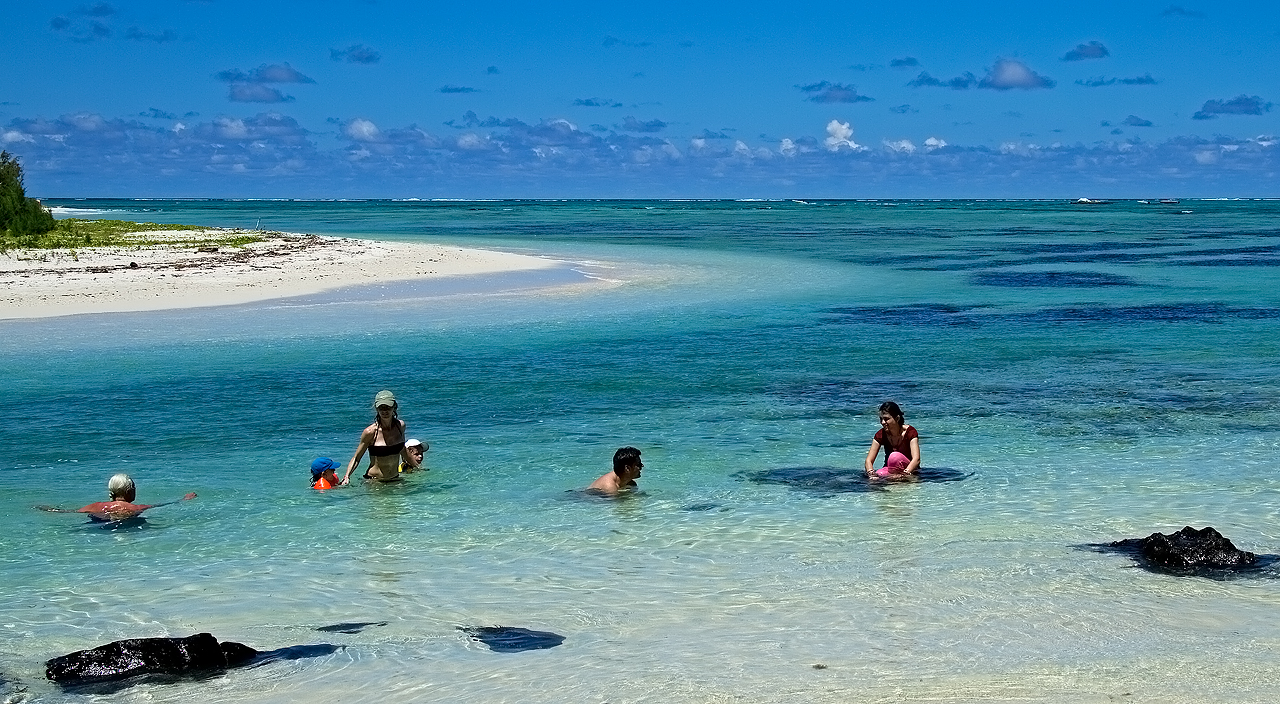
[1110,526,1256,570]
[459,626,565,653]
[219,641,258,666]
[46,633,258,686]
[316,621,388,634]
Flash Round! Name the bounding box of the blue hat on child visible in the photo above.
[311,457,339,479]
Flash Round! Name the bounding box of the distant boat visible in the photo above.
[1159,198,1180,204]
[1074,198,1111,205]
[1136,200,1150,204]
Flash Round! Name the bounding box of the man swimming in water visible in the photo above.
[588,447,643,494]
[37,473,197,522]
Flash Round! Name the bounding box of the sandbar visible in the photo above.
[0,230,570,320]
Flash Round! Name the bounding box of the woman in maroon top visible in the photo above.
[864,401,921,478]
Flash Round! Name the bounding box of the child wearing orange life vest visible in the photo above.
[311,457,343,490]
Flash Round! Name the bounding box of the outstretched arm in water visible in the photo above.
[864,437,883,476]
[36,493,197,521]
[904,435,922,474]
[342,428,376,485]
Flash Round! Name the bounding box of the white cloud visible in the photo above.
[883,139,916,153]
[65,112,106,131]
[824,120,862,151]
[456,133,487,150]
[979,59,1055,90]
[344,118,381,142]
[6,108,1280,197]
[214,117,248,139]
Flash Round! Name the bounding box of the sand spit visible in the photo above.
[0,230,565,319]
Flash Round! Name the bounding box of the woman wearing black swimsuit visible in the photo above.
[342,390,418,484]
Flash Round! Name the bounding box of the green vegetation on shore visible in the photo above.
[2,151,265,252]
[1,150,57,239]
[12,219,265,249]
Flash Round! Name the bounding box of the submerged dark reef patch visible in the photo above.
[315,621,387,634]
[970,271,1138,288]
[824,302,1280,327]
[737,466,971,496]
[824,303,991,328]
[1023,303,1280,324]
[459,626,566,653]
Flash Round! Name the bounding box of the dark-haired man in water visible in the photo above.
[588,447,643,494]
[38,473,196,522]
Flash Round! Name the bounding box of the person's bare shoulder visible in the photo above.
[587,473,618,492]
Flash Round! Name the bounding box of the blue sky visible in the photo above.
[2,1,1277,198]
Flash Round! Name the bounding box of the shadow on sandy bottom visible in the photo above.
[1078,541,1280,581]
[315,621,387,634]
[459,626,565,653]
[736,465,972,496]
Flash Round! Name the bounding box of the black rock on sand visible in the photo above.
[46,633,257,686]
[1093,526,1277,577]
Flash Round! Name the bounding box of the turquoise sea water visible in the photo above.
[4,199,1280,702]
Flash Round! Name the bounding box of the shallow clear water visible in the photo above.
[4,199,1280,702]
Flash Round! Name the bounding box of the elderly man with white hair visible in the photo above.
[37,473,196,522]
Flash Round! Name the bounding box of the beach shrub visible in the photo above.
[0,150,57,242]
[2,217,266,251]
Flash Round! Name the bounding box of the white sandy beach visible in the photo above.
[0,230,567,319]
